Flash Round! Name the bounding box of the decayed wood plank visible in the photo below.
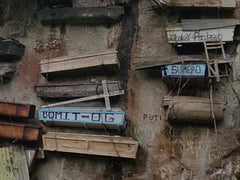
[162,96,226,123]
[164,0,236,8]
[36,6,124,25]
[42,132,138,158]
[0,101,35,118]
[182,19,240,31]
[132,55,205,70]
[40,51,120,77]
[35,81,121,99]
[0,121,41,141]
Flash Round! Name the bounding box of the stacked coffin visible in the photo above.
[0,101,42,141]
[37,51,138,159]
[0,38,25,84]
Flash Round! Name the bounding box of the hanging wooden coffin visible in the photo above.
[161,63,206,78]
[0,121,41,141]
[0,101,35,118]
[162,96,226,124]
[0,38,25,60]
[42,132,138,158]
[35,81,121,99]
[36,6,124,25]
[39,107,126,130]
[166,19,237,44]
[40,51,120,79]
[163,0,236,8]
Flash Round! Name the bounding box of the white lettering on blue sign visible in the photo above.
[39,107,125,126]
[161,64,206,78]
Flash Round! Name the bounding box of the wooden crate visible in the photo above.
[39,107,126,130]
[42,132,138,159]
[35,81,121,99]
[40,51,120,79]
[162,96,226,123]
[0,121,41,141]
[0,101,35,118]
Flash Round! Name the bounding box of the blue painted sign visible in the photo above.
[161,64,206,78]
[39,107,125,130]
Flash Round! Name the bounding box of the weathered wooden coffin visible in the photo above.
[0,101,35,118]
[42,132,138,158]
[161,63,206,78]
[0,121,41,141]
[40,51,120,79]
[35,81,121,99]
[167,19,237,44]
[162,96,226,123]
[39,107,126,130]
[36,6,124,25]
[163,0,236,8]
[0,38,25,60]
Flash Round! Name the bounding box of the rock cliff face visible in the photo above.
[0,0,239,179]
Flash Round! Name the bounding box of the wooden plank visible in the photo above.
[182,19,240,31]
[162,96,226,123]
[166,24,235,43]
[40,51,120,77]
[0,121,42,141]
[102,80,111,110]
[36,6,124,25]
[41,90,124,108]
[161,63,207,78]
[132,55,205,70]
[164,0,236,8]
[0,146,29,180]
[0,101,35,118]
[35,81,121,99]
[39,107,126,130]
[42,132,138,159]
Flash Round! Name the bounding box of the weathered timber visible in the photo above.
[0,146,29,180]
[41,90,124,108]
[163,0,236,8]
[39,107,126,130]
[0,121,41,141]
[42,132,138,158]
[161,63,207,78]
[0,101,35,118]
[132,55,205,70]
[166,23,235,44]
[182,19,240,31]
[36,6,124,25]
[0,38,25,60]
[0,63,16,84]
[162,96,226,124]
[35,81,121,99]
[40,51,120,79]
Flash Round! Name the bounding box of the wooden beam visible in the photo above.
[41,90,124,108]
[35,81,122,99]
[42,132,138,159]
[0,101,35,118]
[0,121,42,141]
[102,80,111,110]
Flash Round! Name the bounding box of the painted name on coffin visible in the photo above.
[39,107,125,125]
[161,64,206,78]
[170,32,223,42]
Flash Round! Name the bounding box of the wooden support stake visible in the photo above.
[102,80,111,110]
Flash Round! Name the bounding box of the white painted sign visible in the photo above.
[167,26,235,43]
